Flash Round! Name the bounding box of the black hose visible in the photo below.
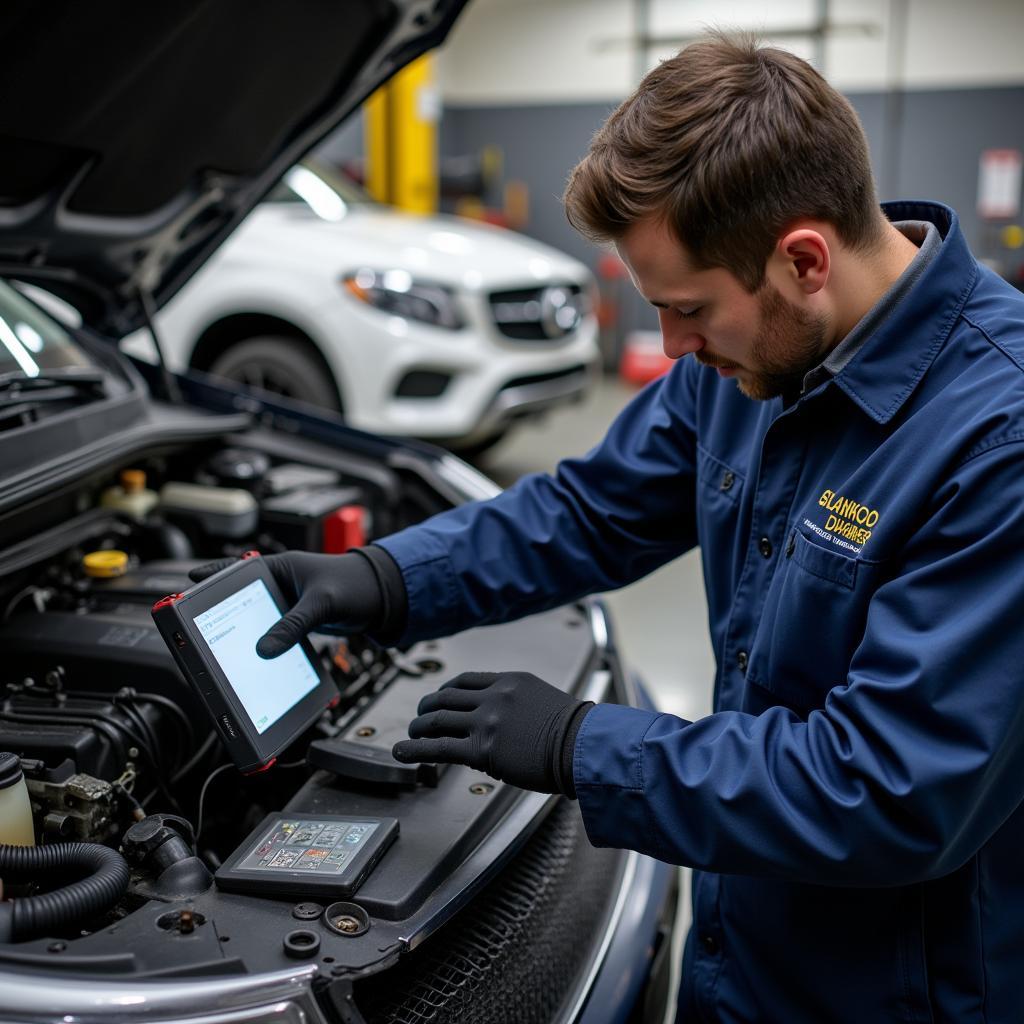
[0,842,130,943]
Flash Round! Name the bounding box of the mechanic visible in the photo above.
[196,34,1024,1023]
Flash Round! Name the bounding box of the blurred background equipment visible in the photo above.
[977,148,1024,287]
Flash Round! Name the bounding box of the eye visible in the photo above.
[674,306,702,320]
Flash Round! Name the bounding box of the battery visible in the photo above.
[259,486,368,552]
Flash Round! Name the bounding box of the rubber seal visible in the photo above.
[283,928,321,959]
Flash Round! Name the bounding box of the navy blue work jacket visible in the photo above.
[379,202,1024,1022]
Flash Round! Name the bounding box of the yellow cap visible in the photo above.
[120,469,146,494]
[83,550,129,578]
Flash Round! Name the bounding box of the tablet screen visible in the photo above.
[193,578,319,734]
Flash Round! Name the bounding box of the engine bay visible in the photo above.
[0,419,621,1012]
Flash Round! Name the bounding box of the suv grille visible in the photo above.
[489,284,587,341]
[354,799,622,1024]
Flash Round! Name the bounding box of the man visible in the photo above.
[198,35,1024,1022]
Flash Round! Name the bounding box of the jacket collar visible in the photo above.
[825,201,978,424]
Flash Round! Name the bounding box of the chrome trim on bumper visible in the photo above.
[560,849,643,1024]
[0,964,323,1024]
[435,452,503,501]
[557,599,647,1022]
[586,598,610,654]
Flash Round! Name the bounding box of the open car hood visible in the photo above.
[0,0,468,337]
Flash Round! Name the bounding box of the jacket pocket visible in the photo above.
[745,527,883,714]
[790,528,857,588]
[898,885,935,1024]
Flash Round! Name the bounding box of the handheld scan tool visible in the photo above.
[152,553,337,774]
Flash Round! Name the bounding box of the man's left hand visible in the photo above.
[392,671,593,797]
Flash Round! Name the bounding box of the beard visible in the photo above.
[734,284,830,401]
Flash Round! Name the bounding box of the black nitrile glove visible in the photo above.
[392,671,593,797]
[188,546,407,657]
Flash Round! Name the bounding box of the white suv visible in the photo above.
[126,161,599,451]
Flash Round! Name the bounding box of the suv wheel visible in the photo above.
[209,336,341,411]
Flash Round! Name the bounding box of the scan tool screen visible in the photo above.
[194,579,319,734]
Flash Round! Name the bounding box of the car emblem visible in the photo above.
[538,287,581,338]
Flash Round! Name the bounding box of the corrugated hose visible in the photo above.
[0,842,130,943]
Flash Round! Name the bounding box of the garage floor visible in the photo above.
[478,374,715,722]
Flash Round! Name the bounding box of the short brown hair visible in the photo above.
[564,33,885,290]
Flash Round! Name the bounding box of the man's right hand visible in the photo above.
[188,549,401,658]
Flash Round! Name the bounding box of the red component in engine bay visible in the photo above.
[323,505,366,553]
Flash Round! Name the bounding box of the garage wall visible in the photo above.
[437,0,1024,101]
[439,86,1024,264]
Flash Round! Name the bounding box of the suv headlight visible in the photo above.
[342,269,464,330]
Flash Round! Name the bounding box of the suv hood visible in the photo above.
[0,0,468,338]
[250,205,593,288]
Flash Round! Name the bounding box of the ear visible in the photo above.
[773,229,830,295]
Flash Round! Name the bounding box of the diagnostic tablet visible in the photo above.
[152,553,337,774]
[216,813,399,898]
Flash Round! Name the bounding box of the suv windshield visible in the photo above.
[0,280,93,378]
[265,160,375,221]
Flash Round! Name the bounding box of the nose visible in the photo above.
[657,310,705,357]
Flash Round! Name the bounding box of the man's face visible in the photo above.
[616,217,831,400]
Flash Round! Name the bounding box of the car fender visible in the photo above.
[156,268,352,408]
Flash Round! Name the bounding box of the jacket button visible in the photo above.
[720,471,735,492]
[701,934,719,954]
[737,650,748,674]
[758,536,773,559]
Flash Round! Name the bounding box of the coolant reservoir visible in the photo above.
[0,753,35,846]
[159,481,258,538]
[101,469,159,520]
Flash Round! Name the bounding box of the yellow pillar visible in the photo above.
[364,87,390,205]
[364,55,438,214]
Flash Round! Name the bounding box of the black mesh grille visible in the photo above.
[354,799,622,1024]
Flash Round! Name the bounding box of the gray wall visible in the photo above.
[440,86,1024,326]
[848,86,1024,255]
[439,101,657,332]
[440,102,617,269]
